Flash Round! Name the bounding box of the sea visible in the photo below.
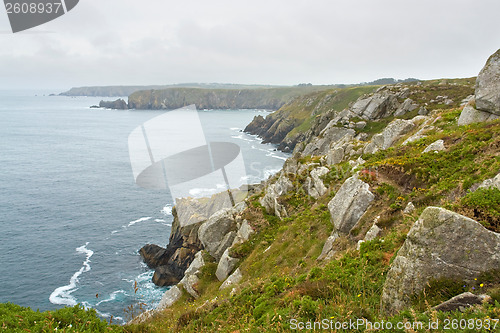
[0,90,288,323]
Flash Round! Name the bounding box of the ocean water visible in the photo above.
[0,91,288,323]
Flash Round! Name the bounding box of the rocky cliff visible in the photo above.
[132,50,500,330]
[127,86,334,110]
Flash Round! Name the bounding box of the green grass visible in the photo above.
[0,303,124,332]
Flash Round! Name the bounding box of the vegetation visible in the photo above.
[4,78,500,332]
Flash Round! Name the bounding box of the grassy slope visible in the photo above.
[125,82,500,332]
[4,79,499,332]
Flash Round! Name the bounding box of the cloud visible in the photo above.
[0,0,499,89]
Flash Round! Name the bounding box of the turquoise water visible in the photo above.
[0,91,287,323]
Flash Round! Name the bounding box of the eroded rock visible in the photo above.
[381,207,500,314]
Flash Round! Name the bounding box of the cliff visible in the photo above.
[129,51,500,332]
[127,86,335,110]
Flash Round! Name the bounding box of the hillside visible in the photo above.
[124,51,500,332]
[4,52,500,332]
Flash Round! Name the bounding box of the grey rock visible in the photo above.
[478,173,500,191]
[328,175,375,235]
[394,98,418,117]
[357,240,365,250]
[216,248,240,281]
[423,139,446,153]
[179,274,200,299]
[157,285,182,310]
[476,49,500,115]
[458,105,499,126]
[403,202,416,214]
[198,205,244,259]
[364,119,414,154]
[432,292,491,313]
[365,224,381,241]
[317,232,340,261]
[304,167,329,198]
[350,93,400,120]
[381,207,500,314]
[326,147,345,165]
[418,106,429,115]
[260,173,294,218]
[232,220,254,245]
[220,268,243,290]
[355,121,367,129]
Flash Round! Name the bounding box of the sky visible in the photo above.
[1,0,500,90]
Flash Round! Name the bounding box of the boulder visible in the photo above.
[403,202,416,215]
[260,173,294,218]
[364,119,414,154]
[178,251,205,298]
[394,98,418,117]
[475,49,500,115]
[216,248,240,281]
[423,139,446,153]
[304,167,329,198]
[328,175,375,234]
[458,105,499,126]
[317,232,340,261]
[432,292,492,313]
[417,107,429,115]
[478,173,500,191]
[157,285,183,310]
[198,204,245,260]
[326,147,345,165]
[381,207,500,314]
[220,268,243,290]
[364,224,381,241]
[350,92,400,120]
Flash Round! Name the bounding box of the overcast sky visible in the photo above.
[1,0,500,90]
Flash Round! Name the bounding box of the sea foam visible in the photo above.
[49,242,93,306]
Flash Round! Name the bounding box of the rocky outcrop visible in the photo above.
[364,119,414,154]
[139,206,204,287]
[317,232,340,261]
[98,99,128,109]
[198,202,246,260]
[328,175,375,235]
[381,207,500,314]
[260,173,294,218]
[478,173,500,191]
[432,292,492,313]
[216,248,240,281]
[475,49,500,115]
[304,167,329,198]
[157,285,183,310]
[178,251,205,298]
[394,98,418,117]
[458,105,499,126]
[423,139,446,153]
[220,268,243,290]
[350,91,400,120]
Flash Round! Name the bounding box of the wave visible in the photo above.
[49,242,94,306]
[127,217,152,227]
[161,204,172,216]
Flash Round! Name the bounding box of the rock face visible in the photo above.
[304,167,329,198]
[423,139,446,153]
[364,119,414,154]
[381,207,500,314]
[178,251,205,298]
[328,175,375,235]
[198,202,246,260]
[157,286,183,310]
[458,105,499,126]
[260,173,294,218]
[99,99,128,109]
[139,208,203,287]
[220,268,243,290]
[350,92,400,120]
[475,49,500,115]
